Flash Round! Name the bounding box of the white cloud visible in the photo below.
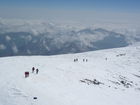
[12,45,18,54]
[0,44,6,50]
[27,49,31,54]
[5,35,11,41]
[0,18,140,47]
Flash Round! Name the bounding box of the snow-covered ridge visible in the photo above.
[0,45,140,105]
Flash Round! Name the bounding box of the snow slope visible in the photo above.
[0,44,140,105]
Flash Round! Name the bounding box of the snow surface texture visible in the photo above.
[0,44,140,105]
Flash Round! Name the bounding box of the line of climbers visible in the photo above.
[32,67,39,74]
[25,67,39,78]
[74,58,88,62]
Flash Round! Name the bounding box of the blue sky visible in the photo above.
[0,0,140,23]
[0,0,140,12]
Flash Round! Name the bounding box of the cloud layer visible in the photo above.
[0,18,140,57]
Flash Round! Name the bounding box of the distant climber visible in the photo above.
[25,71,29,78]
[74,58,78,62]
[33,97,37,100]
[36,69,39,74]
[32,67,35,73]
[83,59,85,62]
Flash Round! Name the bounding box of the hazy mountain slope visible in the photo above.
[0,44,140,105]
[0,28,129,57]
[1,19,140,57]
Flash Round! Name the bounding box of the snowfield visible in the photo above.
[0,44,140,105]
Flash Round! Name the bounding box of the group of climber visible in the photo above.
[32,67,39,74]
[74,58,88,62]
[24,67,39,78]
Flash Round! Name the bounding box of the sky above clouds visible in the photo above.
[0,0,140,24]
